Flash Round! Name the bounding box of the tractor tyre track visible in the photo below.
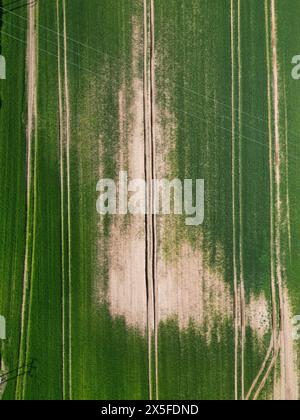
[246,1,283,400]
[253,336,281,400]
[250,0,292,400]
[62,0,72,400]
[16,1,37,400]
[143,0,153,400]
[230,0,239,401]
[56,0,69,400]
[143,0,157,400]
[246,1,280,400]
[237,0,246,400]
[245,336,274,400]
[231,0,246,400]
[270,0,288,400]
[149,0,158,401]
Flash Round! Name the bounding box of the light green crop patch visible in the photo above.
[0,316,6,340]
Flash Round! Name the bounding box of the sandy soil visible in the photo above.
[104,19,148,333]
[107,76,148,332]
[246,293,271,342]
[157,241,233,341]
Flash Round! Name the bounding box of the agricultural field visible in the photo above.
[0,0,300,401]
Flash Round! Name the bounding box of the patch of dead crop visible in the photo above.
[157,240,233,342]
[98,19,148,333]
[247,293,271,343]
[106,79,147,331]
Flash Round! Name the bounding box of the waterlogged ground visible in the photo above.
[0,0,300,400]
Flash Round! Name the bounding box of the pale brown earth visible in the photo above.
[246,293,271,343]
[103,20,148,333]
[107,75,147,331]
[157,241,232,342]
